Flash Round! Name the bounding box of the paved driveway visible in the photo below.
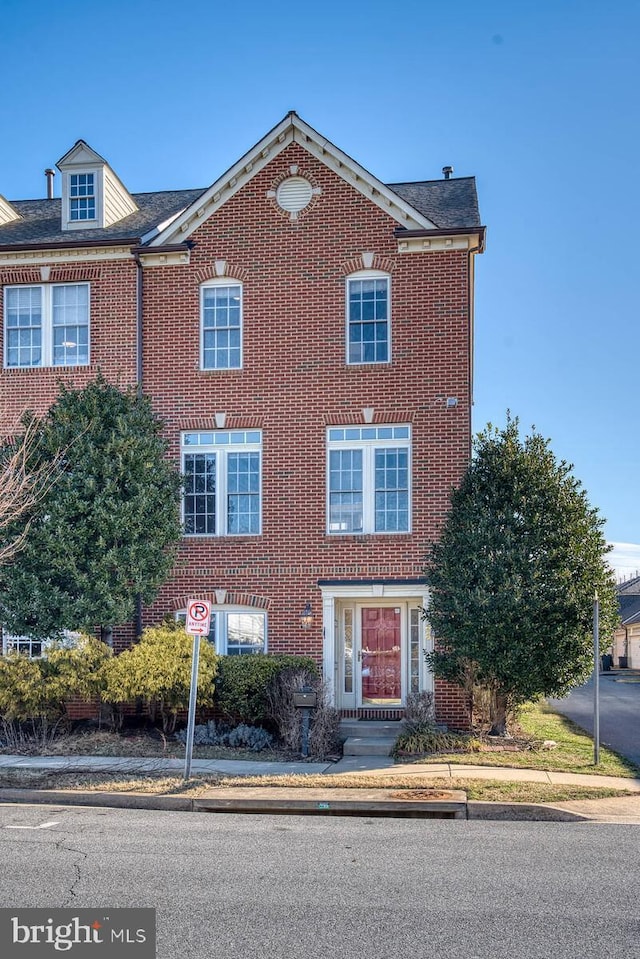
[549,671,640,766]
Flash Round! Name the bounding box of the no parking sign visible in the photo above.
[185,599,211,636]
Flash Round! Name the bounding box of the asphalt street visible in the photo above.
[0,803,638,958]
[550,672,640,766]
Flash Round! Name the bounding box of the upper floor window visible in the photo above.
[327,425,410,534]
[347,271,390,364]
[69,173,96,221]
[4,283,90,369]
[182,430,261,536]
[176,608,266,655]
[201,281,242,370]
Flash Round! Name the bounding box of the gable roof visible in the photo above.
[0,189,206,248]
[619,594,640,626]
[149,112,479,247]
[0,113,482,251]
[617,574,640,596]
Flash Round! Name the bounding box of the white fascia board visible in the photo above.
[0,195,21,224]
[149,117,297,247]
[150,114,435,247]
[56,140,109,169]
[140,208,190,245]
[290,115,436,231]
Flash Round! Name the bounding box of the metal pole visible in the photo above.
[183,634,201,780]
[301,708,310,758]
[593,592,600,766]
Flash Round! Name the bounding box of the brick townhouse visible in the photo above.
[0,113,484,726]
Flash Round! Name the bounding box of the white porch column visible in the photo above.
[322,593,336,705]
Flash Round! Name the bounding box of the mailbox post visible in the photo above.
[293,686,318,758]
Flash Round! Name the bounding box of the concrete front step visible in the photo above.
[339,721,403,739]
[342,736,397,757]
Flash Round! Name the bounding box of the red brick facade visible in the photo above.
[0,118,483,728]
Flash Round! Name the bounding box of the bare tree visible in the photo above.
[0,415,57,566]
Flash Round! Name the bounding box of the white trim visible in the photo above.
[176,607,267,655]
[326,424,412,535]
[149,114,435,247]
[345,269,391,366]
[3,281,90,369]
[199,278,243,371]
[181,430,262,537]
[62,167,103,230]
[319,583,431,707]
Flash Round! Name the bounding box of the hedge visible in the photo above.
[215,654,318,728]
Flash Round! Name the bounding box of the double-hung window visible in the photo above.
[69,173,96,221]
[4,283,90,368]
[182,430,261,536]
[201,280,242,370]
[347,270,390,364]
[177,608,266,655]
[327,425,410,534]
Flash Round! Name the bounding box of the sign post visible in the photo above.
[593,592,600,766]
[183,600,212,780]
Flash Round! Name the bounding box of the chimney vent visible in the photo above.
[442,166,454,180]
[45,168,55,199]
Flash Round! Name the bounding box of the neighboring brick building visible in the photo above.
[0,113,484,726]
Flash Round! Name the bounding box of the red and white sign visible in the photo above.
[185,599,212,636]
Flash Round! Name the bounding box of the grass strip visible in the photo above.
[0,768,635,804]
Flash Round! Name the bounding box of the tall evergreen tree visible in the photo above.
[426,418,617,735]
[0,377,182,640]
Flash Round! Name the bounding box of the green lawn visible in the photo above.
[402,701,640,778]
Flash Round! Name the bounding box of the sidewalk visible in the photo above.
[1,753,639,822]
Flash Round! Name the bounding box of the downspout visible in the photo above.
[466,243,481,460]
[134,251,144,639]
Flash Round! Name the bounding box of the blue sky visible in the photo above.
[1,0,638,564]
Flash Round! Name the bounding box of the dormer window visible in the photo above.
[69,173,96,221]
[57,139,138,231]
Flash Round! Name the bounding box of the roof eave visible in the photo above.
[394,224,486,252]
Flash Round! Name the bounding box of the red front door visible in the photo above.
[360,607,401,705]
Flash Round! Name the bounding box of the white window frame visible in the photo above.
[346,269,391,365]
[176,607,267,655]
[200,279,243,371]
[181,430,262,537]
[63,168,102,229]
[69,172,97,221]
[1,628,80,659]
[326,425,411,535]
[3,282,90,369]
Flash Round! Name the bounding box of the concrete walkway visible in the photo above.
[2,754,640,822]
[0,752,638,793]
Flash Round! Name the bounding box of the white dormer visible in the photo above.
[56,140,138,231]
[0,194,20,226]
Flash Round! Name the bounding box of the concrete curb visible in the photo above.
[467,800,590,822]
[0,788,193,812]
[0,786,614,822]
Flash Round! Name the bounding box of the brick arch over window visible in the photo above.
[340,254,395,276]
[194,263,249,285]
[171,592,270,612]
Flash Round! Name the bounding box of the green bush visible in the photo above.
[392,721,480,758]
[215,655,318,728]
[0,634,112,746]
[102,620,218,733]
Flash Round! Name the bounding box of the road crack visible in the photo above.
[55,839,88,906]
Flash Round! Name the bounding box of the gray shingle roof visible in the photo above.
[388,177,481,230]
[0,189,206,247]
[0,176,481,249]
[619,594,640,625]
[617,574,640,595]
